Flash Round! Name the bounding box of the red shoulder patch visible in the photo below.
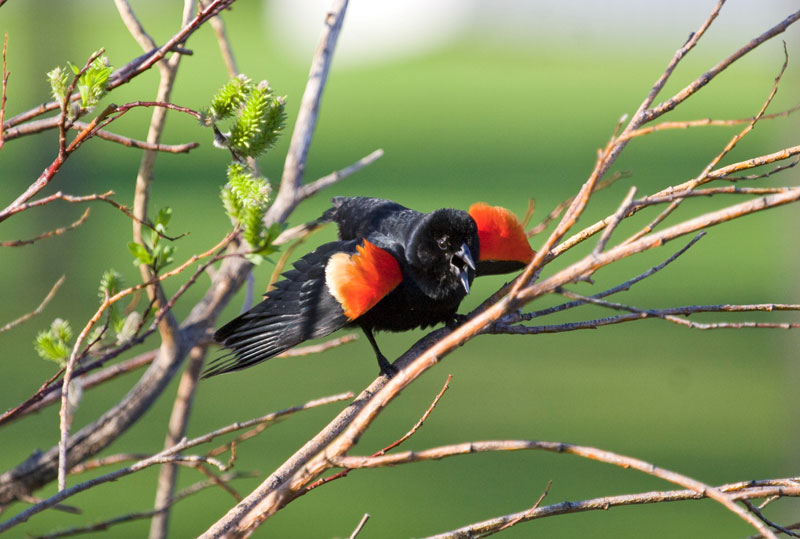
[469,203,536,264]
[325,240,403,320]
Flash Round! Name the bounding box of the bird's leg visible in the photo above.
[360,325,398,377]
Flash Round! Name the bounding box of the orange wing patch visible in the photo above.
[469,203,536,264]
[325,240,403,320]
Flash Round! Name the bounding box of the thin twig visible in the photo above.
[619,103,800,142]
[378,374,452,455]
[2,115,199,153]
[32,472,257,539]
[592,186,636,255]
[0,393,353,533]
[426,480,800,539]
[527,171,629,237]
[57,229,235,491]
[348,513,370,539]
[152,344,208,532]
[519,233,704,323]
[742,500,800,539]
[520,198,535,228]
[265,0,350,225]
[552,145,800,260]
[1,0,235,132]
[4,190,186,241]
[0,275,65,333]
[624,42,790,245]
[296,148,384,201]
[0,208,90,247]
[747,522,800,539]
[69,454,150,475]
[277,334,358,358]
[723,157,799,181]
[332,439,777,538]
[304,375,452,494]
[200,0,239,78]
[495,301,800,336]
[642,9,800,122]
[492,480,552,535]
[266,223,320,291]
[0,33,9,151]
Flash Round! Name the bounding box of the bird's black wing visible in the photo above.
[203,241,357,377]
[320,196,421,242]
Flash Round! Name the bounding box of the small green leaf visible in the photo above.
[76,56,113,109]
[128,241,154,266]
[155,207,172,229]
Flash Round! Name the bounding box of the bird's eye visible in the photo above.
[437,236,448,250]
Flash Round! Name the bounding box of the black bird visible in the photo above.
[203,197,535,378]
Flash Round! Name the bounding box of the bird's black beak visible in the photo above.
[452,243,475,294]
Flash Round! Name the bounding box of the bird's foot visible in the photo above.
[446,313,469,329]
[377,354,398,378]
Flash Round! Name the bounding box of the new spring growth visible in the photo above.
[47,54,113,118]
[220,163,281,259]
[203,76,286,160]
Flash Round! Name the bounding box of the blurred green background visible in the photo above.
[1,1,799,537]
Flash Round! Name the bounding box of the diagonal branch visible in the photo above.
[0,208,90,247]
[0,393,352,534]
[426,479,800,538]
[0,275,65,333]
[266,0,350,225]
[332,440,777,538]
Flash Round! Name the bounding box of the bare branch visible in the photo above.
[277,334,358,358]
[0,275,65,334]
[0,393,352,533]
[32,472,257,539]
[266,0,350,225]
[114,0,158,52]
[494,480,552,535]
[297,148,384,201]
[619,103,800,142]
[199,0,239,78]
[1,0,235,133]
[592,186,636,255]
[635,1,725,118]
[3,115,200,153]
[426,480,800,539]
[348,513,370,539]
[305,374,453,495]
[333,440,777,538]
[0,33,8,151]
[267,222,321,292]
[57,228,234,491]
[494,302,800,336]
[742,500,800,539]
[642,9,800,122]
[624,43,789,245]
[527,171,630,237]
[0,208,90,247]
[522,188,800,306]
[151,345,207,535]
[520,233,704,322]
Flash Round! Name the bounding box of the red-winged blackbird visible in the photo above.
[203,197,535,378]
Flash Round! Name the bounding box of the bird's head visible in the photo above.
[407,209,479,298]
